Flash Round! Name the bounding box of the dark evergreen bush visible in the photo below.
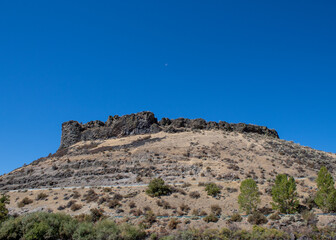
[145,178,171,197]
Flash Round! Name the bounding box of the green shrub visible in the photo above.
[120,224,146,240]
[145,178,171,197]
[238,179,260,214]
[26,212,77,239]
[0,212,78,240]
[59,218,78,239]
[24,221,51,240]
[0,212,147,240]
[271,174,299,214]
[0,217,23,239]
[75,214,93,223]
[250,226,288,239]
[73,222,96,240]
[220,228,233,239]
[95,220,120,240]
[205,183,220,197]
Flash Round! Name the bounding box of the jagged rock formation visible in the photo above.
[59,111,279,149]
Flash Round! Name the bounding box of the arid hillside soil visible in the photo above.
[1,130,334,191]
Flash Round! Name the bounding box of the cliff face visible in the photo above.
[59,111,279,149]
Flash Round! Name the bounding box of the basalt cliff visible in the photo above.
[59,111,279,150]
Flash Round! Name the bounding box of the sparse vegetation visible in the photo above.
[3,119,336,237]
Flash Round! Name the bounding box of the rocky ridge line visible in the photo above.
[59,111,279,150]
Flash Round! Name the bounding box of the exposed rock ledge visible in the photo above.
[59,111,279,150]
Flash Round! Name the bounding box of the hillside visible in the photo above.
[1,112,335,233]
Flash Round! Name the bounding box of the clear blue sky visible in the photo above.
[0,1,335,175]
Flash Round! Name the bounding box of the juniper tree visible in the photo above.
[315,166,336,212]
[271,174,299,214]
[238,179,260,214]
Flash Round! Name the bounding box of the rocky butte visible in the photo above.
[59,111,279,150]
[2,111,336,238]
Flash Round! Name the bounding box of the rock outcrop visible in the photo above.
[59,111,279,149]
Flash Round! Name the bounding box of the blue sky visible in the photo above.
[0,1,335,175]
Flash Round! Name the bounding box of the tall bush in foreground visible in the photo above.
[238,179,260,214]
[0,212,146,240]
[315,166,336,212]
[271,174,299,214]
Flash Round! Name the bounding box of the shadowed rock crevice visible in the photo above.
[59,111,279,150]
